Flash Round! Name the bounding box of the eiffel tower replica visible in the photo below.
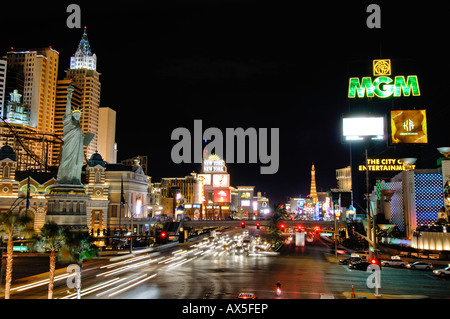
[310,163,318,204]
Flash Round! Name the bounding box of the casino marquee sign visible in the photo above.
[358,158,415,172]
[348,59,421,99]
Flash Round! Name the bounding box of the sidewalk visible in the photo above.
[342,291,428,299]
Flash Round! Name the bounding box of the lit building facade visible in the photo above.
[373,167,446,240]
[3,47,60,169]
[0,145,54,233]
[253,192,270,217]
[233,186,255,219]
[194,154,232,220]
[4,90,30,125]
[86,152,110,237]
[0,146,153,238]
[336,166,352,191]
[5,47,59,132]
[0,59,6,117]
[105,162,152,236]
[98,107,117,164]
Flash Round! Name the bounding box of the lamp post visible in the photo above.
[334,209,341,259]
[365,148,374,259]
[438,148,450,216]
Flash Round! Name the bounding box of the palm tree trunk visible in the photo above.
[4,236,14,299]
[48,249,56,299]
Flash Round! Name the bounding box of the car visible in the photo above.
[354,251,369,260]
[339,257,362,265]
[433,266,450,277]
[406,261,433,270]
[348,261,370,270]
[381,256,407,268]
[236,292,257,299]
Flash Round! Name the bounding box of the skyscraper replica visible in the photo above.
[65,28,101,160]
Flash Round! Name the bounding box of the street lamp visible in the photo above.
[400,158,417,171]
[437,147,450,160]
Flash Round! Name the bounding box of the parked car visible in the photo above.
[339,256,361,265]
[406,261,433,270]
[348,260,370,270]
[236,292,257,299]
[433,266,450,277]
[381,256,407,268]
[354,251,369,260]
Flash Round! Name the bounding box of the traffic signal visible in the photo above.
[370,258,381,267]
[241,221,246,228]
[315,226,320,233]
[256,222,260,229]
[279,223,286,232]
[297,225,303,232]
[158,231,167,244]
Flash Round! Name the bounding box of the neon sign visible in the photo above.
[348,59,420,98]
[358,158,415,172]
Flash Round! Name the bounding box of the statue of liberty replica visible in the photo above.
[54,83,94,190]
[47,83,94,230]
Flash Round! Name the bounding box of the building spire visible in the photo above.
[70,27,97,70]
[75,27,93,57]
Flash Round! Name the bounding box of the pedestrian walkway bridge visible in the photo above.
[183,219,346,230]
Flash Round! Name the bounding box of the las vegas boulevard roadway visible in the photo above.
[5,226,450,300]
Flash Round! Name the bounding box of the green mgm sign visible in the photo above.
[348,75,421,98]
[348,59,421,99]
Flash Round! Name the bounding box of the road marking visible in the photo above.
[342,265,352,272]
[108,274,157,297]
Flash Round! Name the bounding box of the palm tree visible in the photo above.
[267,204,288,246]
[36,222,68,299]
[59,231,98,299]
[0,211,32,299]
[63,231,97,265]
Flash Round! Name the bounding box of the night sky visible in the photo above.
[2,1,450,206]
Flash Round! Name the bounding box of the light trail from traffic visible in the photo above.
[13,229,278,299]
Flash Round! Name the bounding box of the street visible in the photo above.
[4,227,450,299]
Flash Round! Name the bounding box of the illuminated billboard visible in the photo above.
[214,190,231,203]
[240,192,251,199]
[241,200,251,207]
[212,174,230,188]
[342,116,385,142]
[391,110,428,144]
[198,174,211,185]
[348,59,421,99]
[197,175,206,204]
